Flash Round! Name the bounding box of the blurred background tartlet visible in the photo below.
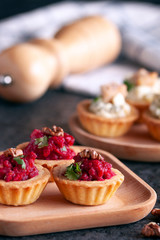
[143,94,160,141]
[124,68,160,122]
[77,83,139,137]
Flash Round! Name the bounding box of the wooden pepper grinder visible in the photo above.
[0,16,121,102]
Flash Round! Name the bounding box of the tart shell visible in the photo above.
[142,110,160,141]
[77,99,139,137]
[0,164,50,206]
[126,98,149,123]
[53,163,124,206]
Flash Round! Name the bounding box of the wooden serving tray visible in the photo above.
[69,113,160,162]
[0,146,156,236]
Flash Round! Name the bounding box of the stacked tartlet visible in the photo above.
[0,148,50,206]
[124,68,160,122]
[77,83,139,137]
[17,125,76,181]
[0,125,125,207]
[143,94,160,141]
[53,149,124,205]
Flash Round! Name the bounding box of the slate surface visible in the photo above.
[0,87,159,240]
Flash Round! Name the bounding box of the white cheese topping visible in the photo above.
[89,93,131,118]
[149,95,160,118]
[127,79,160,103]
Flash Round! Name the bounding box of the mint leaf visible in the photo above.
[35,136,48,148]
[93,96,100,102]
[61,146,67,152]
[75,162,81,173]
[13,155,26,169]
[65,163,81,180]
[123,79,135,91]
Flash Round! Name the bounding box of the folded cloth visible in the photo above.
[63,62,138,96]
[0,1,159,96]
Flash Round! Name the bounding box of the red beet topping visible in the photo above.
[74,153,115,181]
[0,151,38,182]
[24,128,75,160]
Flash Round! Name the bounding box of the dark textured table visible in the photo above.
[0,87,159,240]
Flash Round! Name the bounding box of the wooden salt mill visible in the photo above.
[0,16,121,102]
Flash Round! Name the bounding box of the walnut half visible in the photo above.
[4,148,23,158]
[130,68,158,86]
[151,208,160,217]
[42,125,64,137]
[79,149,103,160]
[101,83,127,103]
[141,222,160,237]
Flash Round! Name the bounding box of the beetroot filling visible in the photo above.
[74,154,115,181]
[24,129,75,160]
[0,152,38,182]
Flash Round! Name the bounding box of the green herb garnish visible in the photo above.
[61,146,67,152]
[123,79,135,91]
[65,163,82,180]
[13,155,26,169]
[35,136,48,148]
[93,96,100,102]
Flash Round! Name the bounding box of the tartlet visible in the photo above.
[17,125,75,181]
[77,83,139,137]
[125,68,159,122]
[0,148,50,206]
[53,149,124,206]
[143,95,160,141]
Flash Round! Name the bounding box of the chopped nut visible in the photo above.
[130,68,158,86]
[141,222,160,237]
[79,149,103,160]
[79,149,90,158]
[52,125,64,136]
[151,208,160,217]
[42,127,54,136]
[4,148,23,158]
[101,83,127,103]
[42,125,64,137]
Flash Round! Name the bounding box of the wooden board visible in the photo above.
[0,146,156,236]
[69,113,160,162]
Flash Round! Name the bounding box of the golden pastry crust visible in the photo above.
[0,164,50,206]
[143,110,160,141]
[16,142,75,182]
[53,163,124,206]
[126,98,150,123]
[77,99,139,137]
